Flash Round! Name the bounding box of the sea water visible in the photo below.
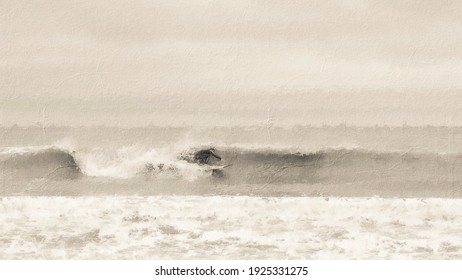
[1,196,462,259]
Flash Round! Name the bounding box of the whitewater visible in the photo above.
[1,196,462,259]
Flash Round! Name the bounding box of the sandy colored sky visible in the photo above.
[1,0,462,126]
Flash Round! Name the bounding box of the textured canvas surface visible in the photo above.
[1,1,462,259]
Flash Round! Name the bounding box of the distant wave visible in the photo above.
[1,145,461,185]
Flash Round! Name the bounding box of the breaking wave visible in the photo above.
[76,146,206,181]
[1,145,462,185]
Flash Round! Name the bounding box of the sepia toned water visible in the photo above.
[2,126,462,259]
[1,195,462,259]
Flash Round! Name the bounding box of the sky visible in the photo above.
[1,0,462,127]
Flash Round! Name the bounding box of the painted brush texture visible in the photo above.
[1,196,461,259]
[2,0,461,261]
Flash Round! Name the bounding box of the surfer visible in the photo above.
[194,148,222,165]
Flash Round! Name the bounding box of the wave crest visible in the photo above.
[0,146,81,180]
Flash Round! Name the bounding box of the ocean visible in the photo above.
[2,196,462,259]
[1,126,462,259]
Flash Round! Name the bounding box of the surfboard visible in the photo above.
[202,163,233,171]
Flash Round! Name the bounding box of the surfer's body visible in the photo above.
[192,148,231,178]
[193,148,222,165]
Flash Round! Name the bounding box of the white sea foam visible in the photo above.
[74,146,206,180]
[0,196,461,259]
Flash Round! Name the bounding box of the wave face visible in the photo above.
[0,147,81,180]
[206,147,462,184]
[2,145,462,186]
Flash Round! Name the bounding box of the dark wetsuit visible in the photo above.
[194,149,222,164]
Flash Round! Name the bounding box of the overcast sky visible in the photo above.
[1,0,462,126]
